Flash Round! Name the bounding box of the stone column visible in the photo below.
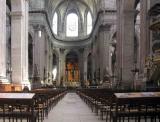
[94,40,99,81]
[104,26,112,75]
[58,55,61,86]
[99,25,111,80]
[42,36,52,84]
[44,36,49,84]
[116,0,123,83]
[47,43,52,85]
[0,0,8,83]
[59,49,65,86]
[83,49,88,85]
[92,43,96,82]
[33,25,46,86]
[55,55,60,86]
[84,57,88,82]
[121,10,135,88]
[91,53,95,75]
[99,31,104,81]
[117,0,135,89]
[23,0,29,84]
[32,27,40,88]
[139,0,149,77]
[78,48,84,86]
[11,0,30,89]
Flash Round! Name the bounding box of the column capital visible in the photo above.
[10,11,23,19]
[59,48,65,54]
[99,24,111,31]
[33,24,45,31]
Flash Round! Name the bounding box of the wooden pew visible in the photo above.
[77,88,115,119]
[0,93,37,122]
[31,88,67,121]
[110,92,160,122]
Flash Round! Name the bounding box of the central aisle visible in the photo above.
[44,93,105,122]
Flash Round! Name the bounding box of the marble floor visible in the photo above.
[44,93,105,122]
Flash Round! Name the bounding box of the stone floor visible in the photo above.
[44,93,105,122]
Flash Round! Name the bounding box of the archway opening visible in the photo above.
[28,34,33,82]
[65,51,80,87]
[52,53,58,86]
[87,53,92,86]
[110,33,117,81]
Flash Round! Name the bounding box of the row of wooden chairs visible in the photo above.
[0,88,67,122]
[77,88,160,122]
[31,88,67,121]
[77,88,114,120]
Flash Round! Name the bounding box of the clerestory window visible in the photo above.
[87,12,92,35]
[66,13,78,37]
[52,12,58,35]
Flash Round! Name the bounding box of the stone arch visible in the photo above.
[64,49,80,60]
[65,51,79,64]
[84,8,93,35]
[92,0,98,16]
[63,2,83,36]
[51,0,91,37]
[65,50,80,87]
[52,0,91,15]
[52,9,61,36]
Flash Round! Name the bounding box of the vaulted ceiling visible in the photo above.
[47,0,98,13]
[46,0,98,21]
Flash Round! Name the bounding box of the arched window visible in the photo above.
[66,13,78,37]
[87,12,92,35]
[52,12,58,35]
[135,3,140,34]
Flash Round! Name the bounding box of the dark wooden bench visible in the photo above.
[0,111,38,122]
[31,88,67,121]
[0,93,37,122]
[110,92,160,122]
[77,88,115,119]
